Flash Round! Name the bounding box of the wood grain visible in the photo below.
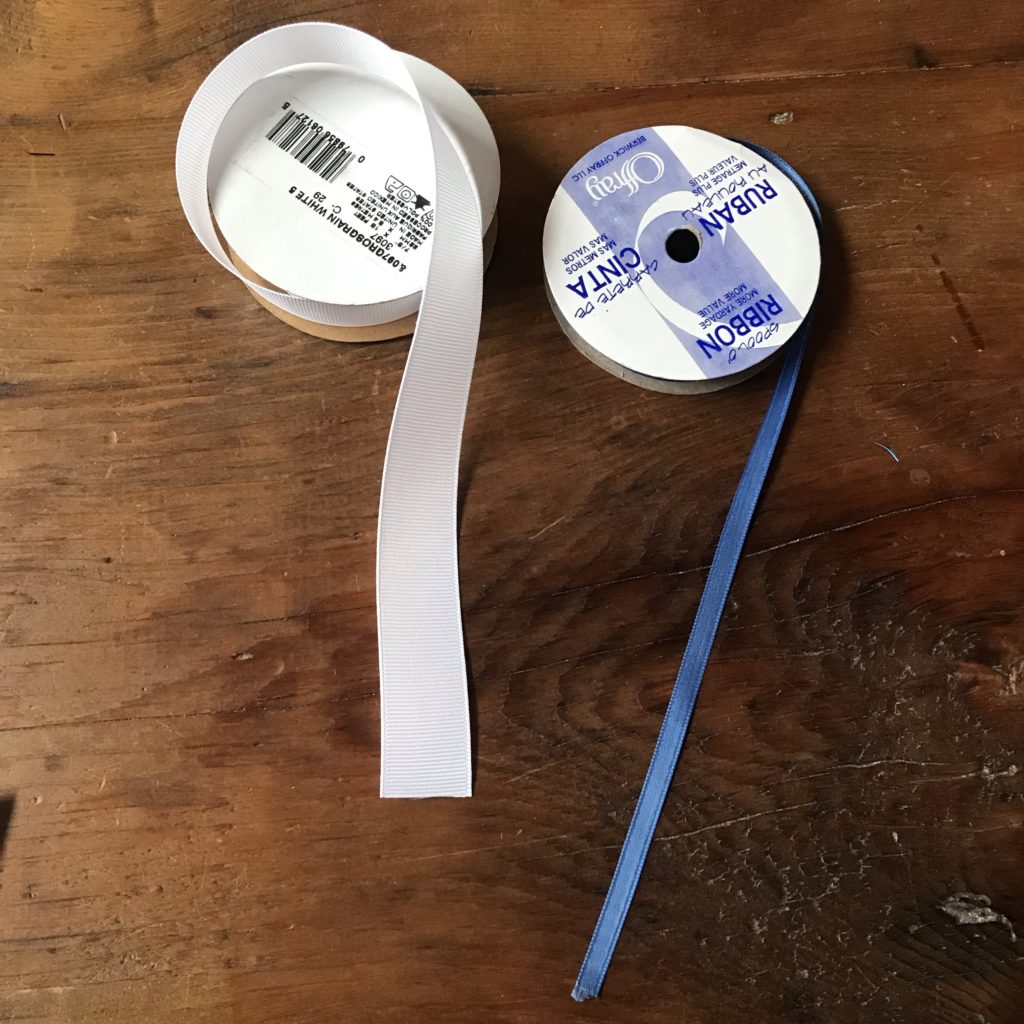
[1,2,1022,1022]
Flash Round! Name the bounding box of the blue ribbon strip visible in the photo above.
[572,143,822,1002]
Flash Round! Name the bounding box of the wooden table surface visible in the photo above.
[2,2,1022,1022]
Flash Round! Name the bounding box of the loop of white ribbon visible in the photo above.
[176,22,484,797]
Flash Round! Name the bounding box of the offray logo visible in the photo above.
[585,152,665,201]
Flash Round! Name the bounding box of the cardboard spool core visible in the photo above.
[226,216,498,343]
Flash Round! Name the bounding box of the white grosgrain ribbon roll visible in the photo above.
[176,22,486,797]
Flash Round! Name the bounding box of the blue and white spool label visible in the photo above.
[543,126,820,385]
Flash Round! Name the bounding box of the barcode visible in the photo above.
[266,108,357,184]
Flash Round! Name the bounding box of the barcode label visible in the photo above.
[266,107,358,184]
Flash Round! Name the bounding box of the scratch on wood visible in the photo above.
[751,492,1023,560]
[505,760,565,784]
[908,763,1018,786]
[397,834,571,863]
[656,802,814,843]
[502,491,1024,617]
[930,252,985,349]
[528,514,567,541]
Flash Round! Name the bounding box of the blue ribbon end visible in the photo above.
[571,980,598,1002]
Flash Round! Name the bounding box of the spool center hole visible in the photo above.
[665,227,701,264]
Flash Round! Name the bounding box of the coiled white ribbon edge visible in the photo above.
[176,22,484,797]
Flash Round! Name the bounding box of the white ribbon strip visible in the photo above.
[176,22,482,797]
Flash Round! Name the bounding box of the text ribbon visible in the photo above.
[572,143,822,999]
[176,22,482,797]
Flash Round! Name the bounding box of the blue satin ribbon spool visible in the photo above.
[571,141,822,1001]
